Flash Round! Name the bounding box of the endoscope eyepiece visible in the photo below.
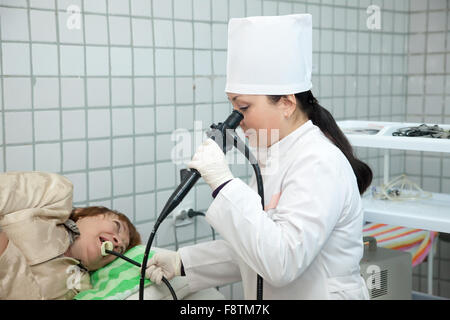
[223,109,244,130]
[210,110,243,131]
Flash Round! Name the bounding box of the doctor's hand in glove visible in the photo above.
[188,138,234,191]
[145,248,182,285]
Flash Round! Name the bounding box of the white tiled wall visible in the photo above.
[3,0,449,299]
[405,0,450,298]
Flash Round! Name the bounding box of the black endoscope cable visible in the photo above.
[137,110,266,300]
[105,249,177,300]
[232,133,265,301]
[139,110,244,301]
[252,161,264,300]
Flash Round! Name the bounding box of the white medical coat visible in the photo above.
[179,120,370,299]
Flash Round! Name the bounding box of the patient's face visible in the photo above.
[67,213,131,271]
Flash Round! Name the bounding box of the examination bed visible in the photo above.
[75,246,225,300]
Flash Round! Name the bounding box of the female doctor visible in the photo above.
[146,14,372,299]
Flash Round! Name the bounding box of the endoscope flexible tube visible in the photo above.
[138,110,266,301]
[139,169,201,300]
[104,248,178,300]
[139,110,244,300]
[100,241,178,300]
[229,130,265,300]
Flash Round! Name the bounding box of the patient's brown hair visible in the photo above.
[70,206,141,251]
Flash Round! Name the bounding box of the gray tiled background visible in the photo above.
[0,0,449,299]
[404,0,450,298]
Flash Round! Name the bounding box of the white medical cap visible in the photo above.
[225,14,313,95]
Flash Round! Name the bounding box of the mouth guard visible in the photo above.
[101,241,113,256]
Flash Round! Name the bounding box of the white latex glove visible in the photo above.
[188,138,234,191]
[145,248,182,285]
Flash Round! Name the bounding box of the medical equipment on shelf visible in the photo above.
[139,110,267,301]
[360,237,412,300]
[371,175,432,201]
[100,241,178,300]
[342,128,381,135]
[392,124,450,139]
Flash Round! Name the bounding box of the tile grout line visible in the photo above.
[128,0,137,224]
[25,0,36,171]
[419,0,432,206]
[54,0,63,177]
[105,0,114,209]
[192,0,198,228]
[0,15,6,171]
[171,0,178,241]
[150,0,159,245]
[78,0,89,206]
[4,1,420,15]
[439,1,450,196]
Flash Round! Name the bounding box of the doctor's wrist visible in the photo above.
[212,179,232,198]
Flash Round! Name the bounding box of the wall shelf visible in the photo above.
[337,120,450,233]
[362,192,450,234]
[338,120,450,295]
[338,120,450,153]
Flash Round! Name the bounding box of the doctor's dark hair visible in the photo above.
[268,91,373,195]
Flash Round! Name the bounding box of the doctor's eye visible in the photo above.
[238,105,249,111]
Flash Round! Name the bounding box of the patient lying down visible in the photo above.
[0,171,141,300]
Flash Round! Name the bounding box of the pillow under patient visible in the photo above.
[74,245,190,300]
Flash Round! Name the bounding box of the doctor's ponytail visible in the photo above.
[268,91,373,195]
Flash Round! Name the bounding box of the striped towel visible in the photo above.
[363,223,438,267]
[74,245,154,300]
